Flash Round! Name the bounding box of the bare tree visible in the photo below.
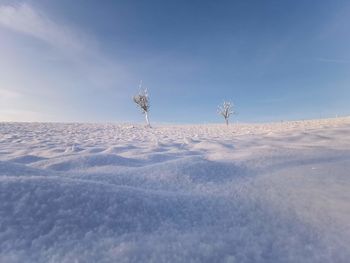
[218,101,234,126]
[133,81,151,127]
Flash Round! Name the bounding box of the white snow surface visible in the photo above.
[1,118,350,262]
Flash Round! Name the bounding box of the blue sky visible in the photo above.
[0,0,350,123]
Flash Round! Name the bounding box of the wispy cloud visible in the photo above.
[0,3,87,53]
[0,2,133,122]
[0,109,53,122]
[0,2,130,89]
[316,58,350,64]
[0,88,21,99]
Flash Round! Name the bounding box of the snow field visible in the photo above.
[1,118,350,262]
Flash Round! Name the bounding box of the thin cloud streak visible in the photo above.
[316,58,350,64]
[0,3,87,53]
[0,89,21,99]
[0,109,53,122]
[0,3,133,122]
[0,2,130,87]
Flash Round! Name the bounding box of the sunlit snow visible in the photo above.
[1,118,350,262]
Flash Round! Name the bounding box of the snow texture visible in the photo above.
[1,118,350,262]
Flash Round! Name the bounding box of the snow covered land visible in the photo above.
[1,117,350,263]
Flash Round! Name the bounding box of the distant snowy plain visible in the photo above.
[1,118,350,262]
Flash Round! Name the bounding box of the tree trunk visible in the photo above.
[225,118,228,126]
[145,112,151,127]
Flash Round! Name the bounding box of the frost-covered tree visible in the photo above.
[218,101,234,126]
[133,81,151,127]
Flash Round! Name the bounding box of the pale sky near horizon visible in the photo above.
[1,0,350,123]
